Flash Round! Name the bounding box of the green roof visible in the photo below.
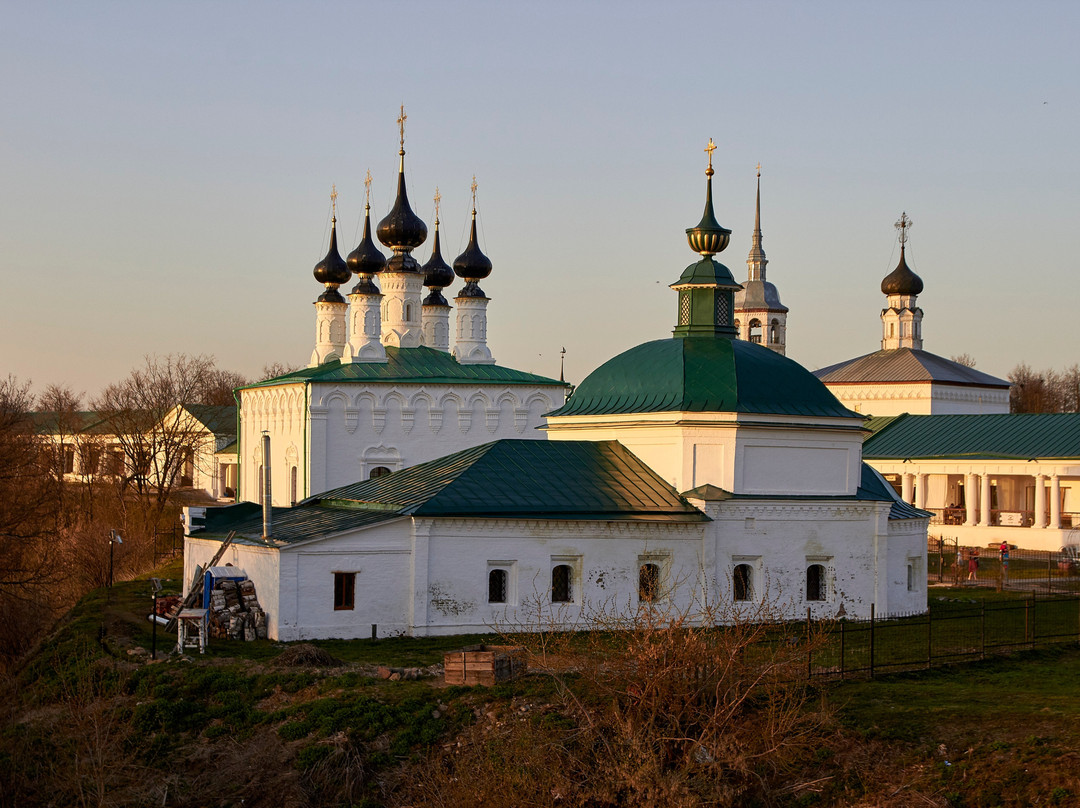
[185,405,237,434]
[549,338,857,419]
[316,439,707,521]
[862,415,902,435]
[862,413,1080,460]
[243,346,565,390]
[190,439,707,545]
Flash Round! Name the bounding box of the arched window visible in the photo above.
[769,319,779,344]
[806,564,826,601]
[551,564,572,603]
[733,564,753,602]
[734,318,741,336]
[290,466,298,506]
[405,302,413,321]
[639,563,660,603]
[488,569,508,604]
[368,466,391,479]
[748,319,762,344]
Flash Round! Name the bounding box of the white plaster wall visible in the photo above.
[547,412,864,497]
[825,382,1009,416]
[410,518,708,635]
[307,382,563,498]
[239,384,307,507]
[280,520,413,640]
[703,501,898,620]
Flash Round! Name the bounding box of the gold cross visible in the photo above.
[364,170,372,207]
[330,184,337,217]
[705,138,717,170]
[397,105,407,149]
[471,176,478,212]
[895,211,912,246]
[756,162,762,177]
[433,187,441,222]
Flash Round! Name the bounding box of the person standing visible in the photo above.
[967,549,979,582]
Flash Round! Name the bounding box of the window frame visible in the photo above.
[733,563,754,602]
[333,571,356,611]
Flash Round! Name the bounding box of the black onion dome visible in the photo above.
[880,245,924,296]
[376,154,428,254]
[347,205,387,277]
[313,218,351,287]
[422,222,455,290]
[453,214,492,281]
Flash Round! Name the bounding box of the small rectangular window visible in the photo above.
[334,572,355,610]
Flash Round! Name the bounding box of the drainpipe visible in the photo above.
[262,432,272,539]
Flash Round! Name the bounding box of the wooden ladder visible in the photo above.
[165,531,237,633]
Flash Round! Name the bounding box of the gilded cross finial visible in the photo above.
[704,138,717,176]
[364,170,372,209]
[470,176,478,214]
[895,211,913,246]
[756,162,762,178]
[330,184,337,219]
[433,187,441,223]
[397,105,407,151]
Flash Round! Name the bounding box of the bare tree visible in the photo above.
[0,376,62,667]
[260,361,301,381]
[951,353,977,368]
[92,354,216,539]
[196,368,249,406]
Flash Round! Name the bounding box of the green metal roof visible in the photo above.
[671,257,741,289]
[549,337,857,419]
[243,346,565,390]
[192,502,403,546]
[862,413,1080,460]
[862,415,902,435]
[190,439,706,546]
[316,439,708,522]
[185,405,237,435]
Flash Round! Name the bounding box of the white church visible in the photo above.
[183,127,929,640]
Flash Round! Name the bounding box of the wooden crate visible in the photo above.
[443,644,527,686]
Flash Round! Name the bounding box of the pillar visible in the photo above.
[964,473,978,526]
[453,295,495,365]
[901,473,914,504]
[1050,474,1061,529]
[309,299,347,367]
[1033,473,1047,528]
[343,290,387,363]
[980,473,991,527]
[915,473,927,510]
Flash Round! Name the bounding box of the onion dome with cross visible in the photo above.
[313,186,351,303]
[376,106,428,272]
[347,171,388,294]
[452,177,493,298]
[422,188,455,306]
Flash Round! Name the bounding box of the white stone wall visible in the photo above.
[187,496,925,641]
[547,411,864,497]
[825,382,1010,416]
[240,381,564,505]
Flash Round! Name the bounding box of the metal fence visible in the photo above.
[805,594,1080,679]
[926,537,1080,594]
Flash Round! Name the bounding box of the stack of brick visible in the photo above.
[207,579,268,641]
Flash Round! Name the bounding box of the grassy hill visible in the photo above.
[2,560,1079,807]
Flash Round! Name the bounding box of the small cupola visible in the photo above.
[880,213,924,296]
[347,171,387,294]
[422,188,455,306]
[313,186,351,303]
[452,177,493,299]
[671,139,742,340]
[376,106,427,272]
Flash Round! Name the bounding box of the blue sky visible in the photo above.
[2,1,1077,396]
